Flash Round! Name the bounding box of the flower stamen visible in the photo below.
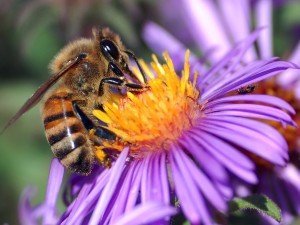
[93,51,202,159]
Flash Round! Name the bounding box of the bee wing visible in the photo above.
[1,53,86,134]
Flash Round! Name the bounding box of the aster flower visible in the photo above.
[19,29,297,225]
[143,1,300,224]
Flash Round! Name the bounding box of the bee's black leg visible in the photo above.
[125,83,145,90]
[72,101,117,142]
[98,77,124,96]
[72,101,94,130]
[108,62,124,78]
[124,50,147,83]
[98,62,148,96]
[94,126,116,141]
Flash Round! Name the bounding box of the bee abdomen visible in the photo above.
[61,145,93,174]
[47,123,81,146]
[43,111,75,127]
[42,91,94,175]
[50,132,87,160]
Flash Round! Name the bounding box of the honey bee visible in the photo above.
[2,27,147,175]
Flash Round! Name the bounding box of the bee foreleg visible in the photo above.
[124,50,147,83]
[125,83,145,90]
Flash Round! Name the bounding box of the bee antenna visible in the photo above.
[124,50,147,83]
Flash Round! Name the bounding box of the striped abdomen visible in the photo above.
[42,91,94,175]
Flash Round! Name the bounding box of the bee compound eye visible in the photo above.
[100,39,120,61]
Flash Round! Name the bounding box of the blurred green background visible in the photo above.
[0,0,299,224]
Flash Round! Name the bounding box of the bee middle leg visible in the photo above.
[72,101,116,141]
[72,101,117,168]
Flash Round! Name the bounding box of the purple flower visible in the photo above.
[142,1,300,224]
[19,28,297,224]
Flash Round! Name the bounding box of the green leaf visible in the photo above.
[229,194,281,223]
[182,221,191,225]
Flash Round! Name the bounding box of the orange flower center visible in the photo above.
[93,51,202,159]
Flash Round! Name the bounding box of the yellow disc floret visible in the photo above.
[93,51,202,159]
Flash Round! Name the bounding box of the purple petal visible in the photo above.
[89,147,130,225]
[18,187,39,225]
[206,116,288,154]
[124,161,143,212]
[140,153,170,207]
[189,130,257,184]
[199,29,264,92]
[159,153,170,205]
[277,41,300,86]
[204,103,295,126]
[109,161,140,223]
[177,149,227,211]
[202,116,289,155]
[114,202,177,225]
[202,60,298,101]
[142,22,199,71]
[64,169,110,225]
[169,144,213,225]
[149,154,164,202]
[180,133,233,199]
[64,177,97,222]
[255,0,273,59]
[190,128,254,170]
[205,95,296,114]
[206,116,289,159]
[277,164,300,214]
[150,154,165,203]
[197,118,288,166]
[42,158,64,225]
[180,0,231,62]
[218,0,257,61]
[181,133,229,182]
[140,154,151,203]
[201,57,276,96]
